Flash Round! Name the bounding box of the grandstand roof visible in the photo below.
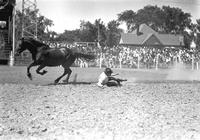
[120,24,184,47]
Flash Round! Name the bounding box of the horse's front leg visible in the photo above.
[36,64,47,75]
[27,61,38,80]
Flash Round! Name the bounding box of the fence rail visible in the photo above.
[0,50,10,60]
[0,48,198,70]
[0,50,32,65]
[14,51,32,66]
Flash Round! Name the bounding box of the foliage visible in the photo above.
[57,19,122,51]
[106,20,122,48]
[195,19,200,49]
[79,20,98,42]
[118,5,192,34]
[118,10,136,32]
[162,6,191,34]
[135,5,165,32]
[15,8,54,42]
[57,29,80,43]
[15,4,197,49]
[117,5,194,48]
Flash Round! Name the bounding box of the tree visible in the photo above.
[182,31,193,49]
[79,20,97,42]
[118,10,136,32]
[37,14,54,40]
[106,20,122,48]
[95,19,107,48]
[162,6,191,34]
[15,10,23,41]
[135,5,165,32]
[57,19,109,47]
[79,19,107,47]
[57,29,80,43]
[117,5,193,48]
[117,5,192,34]
[15,8,54,42]
[195,19,200,49]
[117,6,165,32]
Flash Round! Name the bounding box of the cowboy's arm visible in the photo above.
[116,78,127,82]
[108,76,117,81]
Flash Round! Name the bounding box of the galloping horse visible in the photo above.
[15,37,95,84]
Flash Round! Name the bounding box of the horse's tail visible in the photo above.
[74,52,96,61]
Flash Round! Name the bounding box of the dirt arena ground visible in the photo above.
[1,66,200,140]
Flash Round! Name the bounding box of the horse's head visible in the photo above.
[16,37,50,58]
[15,37,27,56]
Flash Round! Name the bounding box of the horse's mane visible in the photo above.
[22,37,50,48]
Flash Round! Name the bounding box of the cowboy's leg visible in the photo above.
[108,77,121,86]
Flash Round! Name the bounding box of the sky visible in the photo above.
[16,0,200,33]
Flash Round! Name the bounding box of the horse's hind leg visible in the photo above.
[36,65,47,75]
[54,68,70,84]
[62,68,72,83]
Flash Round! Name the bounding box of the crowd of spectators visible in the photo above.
[95,46,200,69]
[46,41,199,69]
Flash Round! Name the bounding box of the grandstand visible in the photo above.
[0,0,15,65]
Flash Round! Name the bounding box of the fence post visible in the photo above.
[155,54,159,70]
[12,5,16,66]
[119,58,122,68]
[137,55,140,69]
[9,51,14,66]
[192,54,194,70]
[99,52,103,68]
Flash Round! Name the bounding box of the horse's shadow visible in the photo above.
[44,73,97,86]
[46,81,96,86]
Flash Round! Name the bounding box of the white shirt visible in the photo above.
[97,72,109,87]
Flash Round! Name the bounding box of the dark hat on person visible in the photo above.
[105,68,113,74]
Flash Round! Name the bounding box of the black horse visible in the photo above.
[15,37,95,84]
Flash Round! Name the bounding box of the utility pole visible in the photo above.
[9,3,16,66]
[7,0,16,66]
[22,0,37,39]
[97,21,103,68]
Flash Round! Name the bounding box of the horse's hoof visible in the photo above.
[62,80,68,83]
[27,73,32,80]
[42,70,47,75]
[54,80,59,84]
